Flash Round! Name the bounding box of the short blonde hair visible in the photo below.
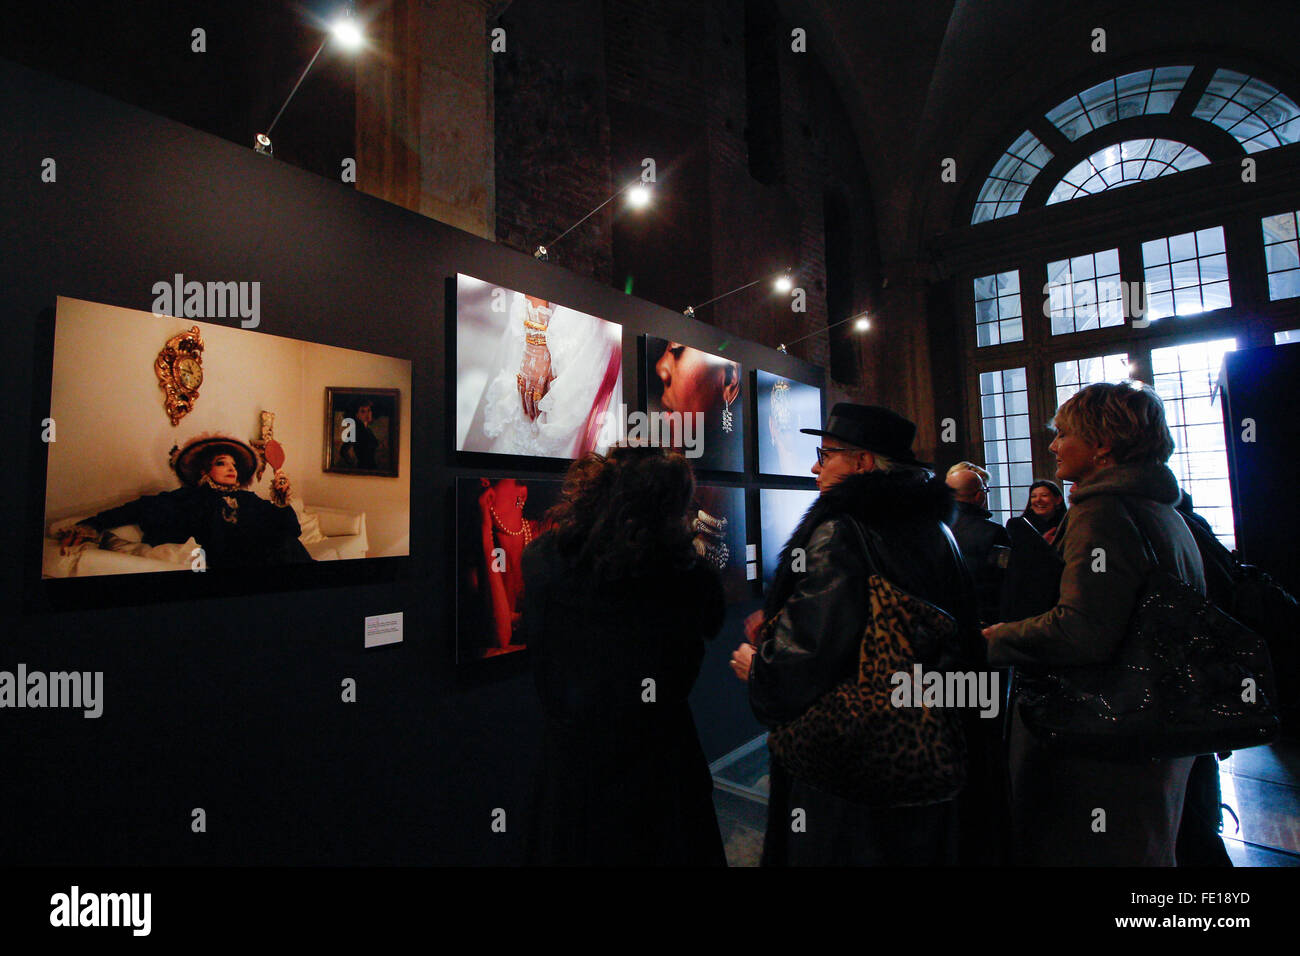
[1052,382,1174,465]
[945,460,990,483]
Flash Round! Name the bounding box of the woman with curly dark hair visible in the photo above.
[521,445,726,865]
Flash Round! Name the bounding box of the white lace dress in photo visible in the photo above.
[478,294,621,458]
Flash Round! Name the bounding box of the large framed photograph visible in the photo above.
[692,485,750,603]
[455,475,563,661]
[455,274,623,459]
[759,488,819,589]
[325,387,400,476]
[41,297,412,580]
[643,335,744,472]
[754,369,822,477]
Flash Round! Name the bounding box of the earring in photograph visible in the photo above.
[515,495,524,509]
[721,394,735,434]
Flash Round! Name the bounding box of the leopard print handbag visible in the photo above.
[767,573,968,807]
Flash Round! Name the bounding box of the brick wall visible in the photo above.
[493,0,875,391]
[493,0,613,283]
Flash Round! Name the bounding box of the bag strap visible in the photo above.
[841,514,960,628]
[839,512,882,578]
[1120,497,1209,594]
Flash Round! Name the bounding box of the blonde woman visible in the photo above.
[983,383,1205,866]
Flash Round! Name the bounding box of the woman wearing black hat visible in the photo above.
[56,434,312,569]
[730,403,982,865]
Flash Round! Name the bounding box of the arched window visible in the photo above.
[1047,139,1209,204]
[1192,69,1300,152]
[945,59,1300,544]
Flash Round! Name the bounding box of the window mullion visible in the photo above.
[1226,208,1272,346]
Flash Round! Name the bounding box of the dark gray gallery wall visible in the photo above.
[0,59,821,864]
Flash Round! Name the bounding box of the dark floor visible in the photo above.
[712,736,1300,867]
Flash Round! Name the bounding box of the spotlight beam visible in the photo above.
[687,268,793,314]
[264,36,329,140]
[779,311,870,352]
[544,180,645,250]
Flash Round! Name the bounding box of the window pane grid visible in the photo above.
[979,366,1032,527]
[973,270,1024,347]
[1047,139,1208,205]
[1151,338,1239,548]
[1046,248,1125,334]
[979,66,1296,223]
[1193,68,1300,153]
[1262,211,1300,301]
[1141,226,1233,321]
[1053,352,1132,408]
[972,132,1053,224]
[1047,67,1192,141]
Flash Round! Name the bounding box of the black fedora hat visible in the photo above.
[800,403,932,469]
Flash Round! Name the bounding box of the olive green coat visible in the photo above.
[990,463,1205,667]
[989,462,1207,866]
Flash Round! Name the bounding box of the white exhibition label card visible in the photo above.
[364,612,404,648]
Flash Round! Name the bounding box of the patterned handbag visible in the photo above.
[767,572,968,808]
[1018,502,1281,759]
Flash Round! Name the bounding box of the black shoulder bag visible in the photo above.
[1017,501,1281,759]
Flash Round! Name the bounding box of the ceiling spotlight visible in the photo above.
[774,273,793,293]
[683,306,696,319]
[533,246,550,261]
[331,13,364,51]
[254,4,366,156]
[854,316,871,331]
[626,184,652,208]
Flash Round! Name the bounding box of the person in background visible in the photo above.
[946,461,991,486]
[943,465,1015,862]
[945,468,1012,626]
[1015,480,1068,544]
[520,445,725,866]
[999,480,1070,624]
[983,382,1204,865]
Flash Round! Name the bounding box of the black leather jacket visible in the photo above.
[749,470,978,726]
[948,500,1012,626]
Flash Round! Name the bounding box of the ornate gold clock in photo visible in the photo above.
[155,326,205,425]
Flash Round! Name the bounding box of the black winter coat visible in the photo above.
[749,471,991,865]
[948,501,1012,626]
[520,533,726,866]
[751,471,978,726]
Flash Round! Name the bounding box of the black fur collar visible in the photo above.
[764,471,955,616]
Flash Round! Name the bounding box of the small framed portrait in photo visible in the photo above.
[325,387,400,477]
